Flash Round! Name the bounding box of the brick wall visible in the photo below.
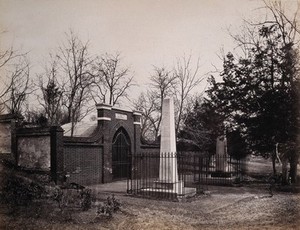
[96,104,142,183]
[141,144,160,154]
[64,143,103,185]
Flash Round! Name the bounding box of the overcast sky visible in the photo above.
[0,0,298,105]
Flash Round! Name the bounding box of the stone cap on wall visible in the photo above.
[63,135,103,144]
[96,103,142,115]
[133,110,143,116]
[0,113,23,123]
[96,103,112,110]
[17,126,64,136]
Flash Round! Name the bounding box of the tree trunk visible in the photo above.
[272,155,276,175]
[71,119,75,137]
[290,160,298,184]
[281,159,289,185]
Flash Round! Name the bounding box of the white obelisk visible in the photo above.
[159,97,178,183]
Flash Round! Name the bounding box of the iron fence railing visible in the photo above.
[127,152,246,199]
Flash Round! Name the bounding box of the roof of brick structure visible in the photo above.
[62,121,97,137]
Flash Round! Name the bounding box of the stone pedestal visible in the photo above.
[154,180,183,194]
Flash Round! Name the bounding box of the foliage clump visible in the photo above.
[50,183,93,211]
[96,195,121,218]
[1,174,45,207]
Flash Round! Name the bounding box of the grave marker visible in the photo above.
[215,135,228,172]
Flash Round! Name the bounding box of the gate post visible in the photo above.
[127,152,133,194]
[96,103,113,183]
[50,126,64,184]
[133,111,142,154]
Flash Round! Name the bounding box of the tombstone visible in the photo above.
[215,135,227,172]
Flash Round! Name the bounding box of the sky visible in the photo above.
[0,0,298,107]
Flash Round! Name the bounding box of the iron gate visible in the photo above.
[112,129,131,180]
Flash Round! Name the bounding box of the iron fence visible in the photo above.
[127,152,245,199]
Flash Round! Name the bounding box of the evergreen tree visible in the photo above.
[180,98,224,154]
[206,5,300,182]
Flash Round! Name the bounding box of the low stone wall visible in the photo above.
[17,134,51,170]
[0,114,21,157]
[15,126,64,184]
[0,122,12,154]
[17,127,52,170]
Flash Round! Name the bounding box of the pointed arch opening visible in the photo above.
[112,127,131,180]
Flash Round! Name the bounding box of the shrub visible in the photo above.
[1,174,45,206]
[96,195,121,218]
[80,188,92,211]
[50,184,93,212]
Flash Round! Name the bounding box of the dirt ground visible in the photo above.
[1,185,300,230]
[1,156,300,229]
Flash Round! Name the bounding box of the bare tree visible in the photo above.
[0,31,22,69]
[173,55,205,135]
[37,57,64,125]
[91,53,134,106]
[0,32,27,114]
[134,66,176,142]
[263,0,299,44]
[150,66,177,136]
[3,56,33,115]
[134,91,159,142]
[56,30,94,136]
[0,46,14,70]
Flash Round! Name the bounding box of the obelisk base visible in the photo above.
[148,180,196,199]
[154,180,184,194]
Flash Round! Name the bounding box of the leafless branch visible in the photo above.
[55,30,94,136]
[91,53,134,106]
[173,54,205,135]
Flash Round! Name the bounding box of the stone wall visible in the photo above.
[18,135,51,170]
[0,114,21,157]
[0,122,12,154]
[16,126,64,182]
